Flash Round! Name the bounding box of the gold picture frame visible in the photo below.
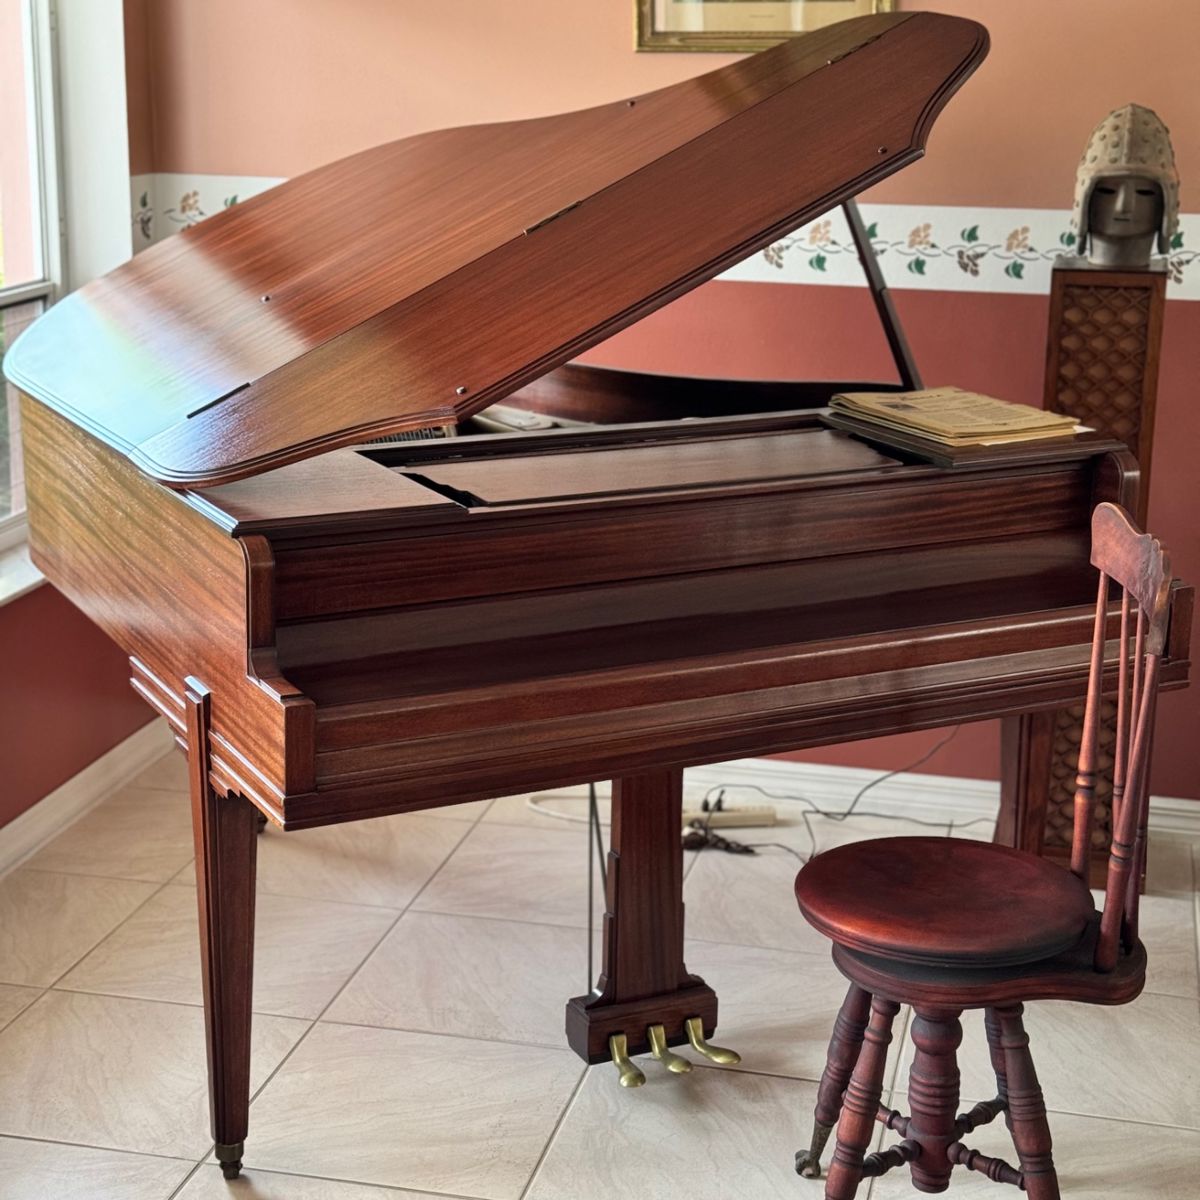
[636,0,895,53]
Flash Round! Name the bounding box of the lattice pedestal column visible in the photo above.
[1039,262,1166,878]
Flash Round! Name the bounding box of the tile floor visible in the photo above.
[0,749,1197,1198]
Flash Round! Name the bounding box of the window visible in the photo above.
[1,0,61,547]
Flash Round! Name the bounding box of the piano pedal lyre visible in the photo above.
[647,1024,692,1075]
[608,1033,646,1088]
[684,1016,741,1065]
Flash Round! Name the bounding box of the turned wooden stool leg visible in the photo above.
[824,996,900,1200]
[796,983,872,1179]
[996,1004,1059,1200]
[906,1007,963,1193]
[984,1007,1011,1129]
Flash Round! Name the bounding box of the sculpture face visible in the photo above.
[1086,174,1164,267]
[1071,104,1180,268]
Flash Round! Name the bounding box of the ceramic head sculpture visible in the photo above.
[1072,104,1180,267]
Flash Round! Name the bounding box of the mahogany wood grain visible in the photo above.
[794,503,1176,1197]
[21,398,312,806]
[187,682,257,1180]
[4,13,987,486]
[271,458,1099,620]
[824,997,901,1200]
[566,770,718,1061]
[996,1005,1058,1200]
[508,363,898,424]
[794,837,1095,969]
[905,1009,963,1192]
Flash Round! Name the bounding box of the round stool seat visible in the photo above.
[795,836,1096,969]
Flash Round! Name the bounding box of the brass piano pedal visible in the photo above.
[684,1016,741,1066]
[608,1033,646,1088]
[647,1024,692,1074]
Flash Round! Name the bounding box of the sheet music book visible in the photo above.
[830,387,1079,447]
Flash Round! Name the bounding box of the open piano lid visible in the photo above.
[4,11,987,488]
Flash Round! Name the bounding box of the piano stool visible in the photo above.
[793,503,1173,1198]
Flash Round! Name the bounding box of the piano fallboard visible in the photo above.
[22,397,1191,829]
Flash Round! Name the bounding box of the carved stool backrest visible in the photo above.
[1075,503,1173,973]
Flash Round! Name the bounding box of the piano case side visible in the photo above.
[20,395,313,819]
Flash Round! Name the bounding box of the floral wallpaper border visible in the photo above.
[131,174,1200,301]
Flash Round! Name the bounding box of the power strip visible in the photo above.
[681,805,777,828]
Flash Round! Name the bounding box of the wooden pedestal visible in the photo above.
[1031,264,1167,874]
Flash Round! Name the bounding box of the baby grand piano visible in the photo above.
[5,11,1191,1180]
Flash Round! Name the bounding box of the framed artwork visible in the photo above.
[636,1,895,53]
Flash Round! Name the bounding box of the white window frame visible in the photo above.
[0,0,65,553]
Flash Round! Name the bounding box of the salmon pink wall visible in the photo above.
[125,0,1200,206]
[0,586,150,828]
[105,1,1200,798]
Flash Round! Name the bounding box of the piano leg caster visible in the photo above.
[795,1121,833,1179]
[608,1033,646,1088]
[216,1142,244,1179]
[685,1016,741,1066]
[647,1023,692,1074]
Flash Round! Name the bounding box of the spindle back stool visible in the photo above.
[792,502,1173,1198]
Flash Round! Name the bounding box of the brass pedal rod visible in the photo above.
[647,1024,692,1074]
[684,1016,741,1065]
[608,1033,646,1088]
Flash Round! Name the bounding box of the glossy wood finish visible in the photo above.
[566,770,717,1062]
[186,682,258,1181]
[794,503,1177,1197]
[4,13,987,487]
[7,9,1191,1176]
[795,837,1095,968]
[823,996,901,1199]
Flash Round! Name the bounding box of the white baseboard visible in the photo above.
[686,757,1200,840]
[0,719,175,878]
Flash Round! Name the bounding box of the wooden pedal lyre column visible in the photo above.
[1000,262,1166,881]
[565,769,736,1084]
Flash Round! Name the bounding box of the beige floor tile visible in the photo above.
[412,823,601,929]
[416,798,493,823]
[896,997,1200,1130]
[681,940,859,1081]
[526,1063,817,1200]
[1145,833,1197,894]
[128,748,189,793]
[0,983,41,1030]
[0,1136,194,1200]
[481,789,605,834]
[179,1162,450,1199]
[0,870,157,986]
[25,785,194,882]
[0,990,306,1158]
[868,1105,1200,1198]
[327,911,588,1047]
[244,1023,582,1198]
[255,815,469,908]
[1087,888,1198,998]
[60,884,397,1019]
[684,816,964,954]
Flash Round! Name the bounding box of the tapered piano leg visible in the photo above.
[186,681,258,1180]
[565,768,726,1073]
